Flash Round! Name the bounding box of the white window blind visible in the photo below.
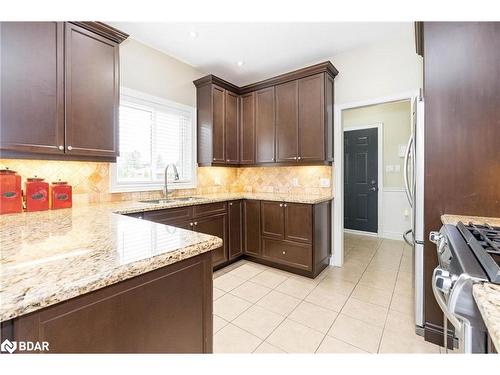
[110,88,196,192]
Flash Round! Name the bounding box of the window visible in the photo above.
[110,88,196,192]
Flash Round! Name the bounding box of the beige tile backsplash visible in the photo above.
[0,159,332,205]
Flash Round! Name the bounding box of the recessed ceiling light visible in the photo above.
[189,31,198,38]
[237,61,245,67]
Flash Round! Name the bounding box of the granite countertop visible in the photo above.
[473,283,500,352]
[0,192,332,322]
[112,192,334,215]
[441,214,500,227]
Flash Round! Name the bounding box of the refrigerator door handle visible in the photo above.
[403,135,414,208]
[403,228,415,246]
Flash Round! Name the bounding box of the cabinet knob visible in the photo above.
[67,146,73,151]
[58,145,64,151]
[293,156,297,160]
[190,222,194,226]
[282,251,286,255]
[284,204,287,207]
[297,156,301,160]
[279,203,283,207]
[194,221,198,226]
[271,157,275,161]
[213,158,216,161]
[229,202,233,206]
[226,159,230,162]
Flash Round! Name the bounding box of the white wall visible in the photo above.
[120,38,205,106]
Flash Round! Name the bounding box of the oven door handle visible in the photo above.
[432,267,463,333]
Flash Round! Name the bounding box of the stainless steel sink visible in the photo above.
[139,197,203,204]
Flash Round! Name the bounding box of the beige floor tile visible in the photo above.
[250,269,289,289]
[267,319,325,353]
[213,314,229,333]
[323,267,363,283]
[227,263,265,280]
[253,341,286,353]
[305,286,349,312]
[256,290,301,316]
[230,281,271,303]
[351,284,393,308]
[328,314,383,353]
[232,305,285,340]
[213,287,225,301]
[213,273,246,292]
[316,278,357,296]
[213,323,262,353]
[288,301,338,333]
[316,336,368,353]
[341,298,388,328]
[379,329,440,353]
[359,275,396,291]
[213,268,228,279]
[275,277,316,299]
[390,292,414,315]
[384,309,416,335]
[214,293,252,321]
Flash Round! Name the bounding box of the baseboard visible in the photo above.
[344,229,378,237]
[380,231,404,241]
[424,322,456,348]
[344,228,404,241]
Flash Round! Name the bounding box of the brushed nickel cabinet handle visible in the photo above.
[194,222,198,226]
[190,222,194,226]
[284,204,287,207]
[229,202,233,206]
[67,146,73,151]
[282,251,286,255]
[297,156,302,160]
[279,203,283,207]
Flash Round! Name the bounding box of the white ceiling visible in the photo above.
[110,22,412,86]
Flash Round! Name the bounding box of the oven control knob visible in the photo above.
[435,275,453,294]
[429,231,443,244]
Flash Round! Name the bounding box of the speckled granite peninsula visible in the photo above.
[472,283,500,352]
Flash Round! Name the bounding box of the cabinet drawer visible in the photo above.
[143,207,193,224]
[262,238,312,271]
[193,202,227,218]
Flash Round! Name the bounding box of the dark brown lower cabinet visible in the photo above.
[228,200,243,259]
[194,213,228,267]
[242,200,261,257]
[2,252,213,353]
[127,199,331,278]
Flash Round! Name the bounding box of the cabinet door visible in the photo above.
[243,200,261,256]
[255,87,276,163]
[240,92,255,164]
[65,23,119,158]
[194,214,228,267]
[0,22,65,155]
[276,81,298,162]
[225,90,239,164]
[284,203,313,243]
[261,201,284,239]
[298,73,325,162]
[228,201,243,259]
[211,85,225,163]
[262,238,312,271]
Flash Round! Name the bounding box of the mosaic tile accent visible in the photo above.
[0,159,332,205]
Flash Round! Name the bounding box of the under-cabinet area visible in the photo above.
[125,198,332,278]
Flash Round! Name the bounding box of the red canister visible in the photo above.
[25,177,49,212]
[50,180,72,209]
[0,168,23,214]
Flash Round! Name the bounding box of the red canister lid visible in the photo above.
[27,177,45,182]
[0,168,17,175]
[51,180,68,185]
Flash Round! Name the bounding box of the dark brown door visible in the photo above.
[0,22,65,155]
[194,214,228,267]
[255,87,275,163]
[298,73,325,162]
[225,90,239,164]
[284,203,312,243]
[228,201,243,259]
[211,85,225,163]
[240,92,255,164]
[276,81,299,162]
[344,128,378,233]
[243,200,261,256]
[64,23,119,158]
[261,201,285,239]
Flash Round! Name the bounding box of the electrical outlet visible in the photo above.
[394,164,401,173]
[386,165,394,173]
[292,178,299,187]
[320,178,330,188]
[214,176,221,186]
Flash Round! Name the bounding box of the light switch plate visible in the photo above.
[320,178,330,188]
[386,165,394,173]
[394,164,401,172]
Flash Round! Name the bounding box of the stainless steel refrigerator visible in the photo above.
[403,96,425,333]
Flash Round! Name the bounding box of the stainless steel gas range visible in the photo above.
[430,221,500,353]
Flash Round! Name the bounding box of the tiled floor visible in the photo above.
[212,234,442,353]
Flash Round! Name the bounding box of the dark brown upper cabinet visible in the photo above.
[255,87,276,163]
[239,92,255,164]
[194,61,337,166]
[212,85,225,163]
[224,90,239,164]
[1,22,65,156]
[275,80,299,162]
[0,21,127,162]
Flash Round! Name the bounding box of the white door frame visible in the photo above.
[343,122,384,238]
[331,90,420,267]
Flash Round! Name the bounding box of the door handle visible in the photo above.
[403,135,414,207]
[369,186,377,192]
